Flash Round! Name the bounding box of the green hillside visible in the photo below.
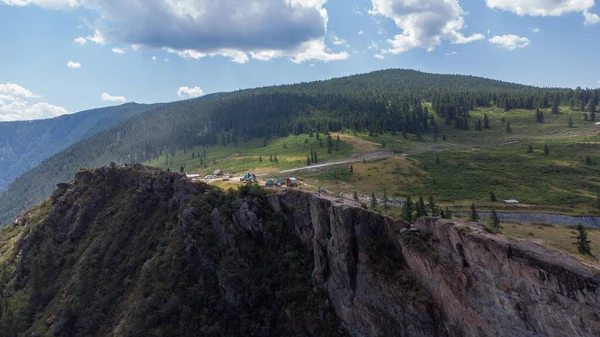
[0,102,157,192]
[0,69,598,225]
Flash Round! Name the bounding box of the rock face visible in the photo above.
[268,190,600,337]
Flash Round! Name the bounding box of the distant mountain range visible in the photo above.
[0,102,157,192]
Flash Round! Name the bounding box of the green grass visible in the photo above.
[145,134,354,175]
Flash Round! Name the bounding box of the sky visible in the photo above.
[0,0,599,121]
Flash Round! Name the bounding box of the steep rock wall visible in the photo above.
[268,190,600,337]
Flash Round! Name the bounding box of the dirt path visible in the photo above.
[279,150,396,174]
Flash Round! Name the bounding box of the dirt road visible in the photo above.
[279,150,396,174]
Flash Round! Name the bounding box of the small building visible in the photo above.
[241,172,256,182]
[276,178,286,186]
[265,179,276,186]
[286,177,298,187]
[213,169,223,176]
[504,199,520,205]
[595,122,600,127]
[186,173,200,179]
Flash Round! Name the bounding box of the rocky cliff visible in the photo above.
[1,167,600,336]
[269,190,600,337]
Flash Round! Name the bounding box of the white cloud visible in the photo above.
[164,58,170,62]
[67,61,81,68]
[177,86,204,98]
[377,28,385,35]
[152,56,157,61]
[358,30,364,35]
[531,27,541,33]
[3,0,347,64]
[487,29,491,35]
[131,44,141,51]
[331,34,347,45]
[486,0,599,25]
[0,83,38,98]
[374,54,385,59]
[353,7,364,15]
[370,0,485,54]
[86,28,106,45]
[445,51,458,56]
[368,41,380,49]
[309,63,316,67]
[489,34,530,50]
[584,10,600,25]
[0,82,69,121]
[112,47,126,54]
[101,93,126,103]
[74,36,87,45]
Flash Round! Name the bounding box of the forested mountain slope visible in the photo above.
[1,69,598,225]
[0,102,156,192]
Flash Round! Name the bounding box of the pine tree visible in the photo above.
[490,191,497,202]
[585,113,589,122]
[592,111,596,122]
[428,195,439,216]
[314,151,318,163]
[350,165,354,173]
[544,144,549,156]
[490,209,501,231]
[586,156,593,165]
[283,143,287,149]
[263,137,268,147]
[274,154,278,162]
[401,196,414,223]
[382,140,386,148]
[371,192,378,209]
[527,144,534,153]
[484,114,490,129]
[306,156,311,166]
[568,117,573,128]
[353,190,359,201]
[442,134,447,141]
[468,203,479,222]
[383,188,388,211]
[445,206,452,219]
[551,98,560,114]
[505,121,512,133]
[259,155,262,162]
[416,196,427,217]
[436,155,440,165]
[572,224,592,255]
[269,154,273,162]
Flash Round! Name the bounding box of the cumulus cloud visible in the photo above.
[152,56,157,61]
[374,54,385,59]
[101,93,126,103]
[112,47,126,54]
[370,0,485,55]
[584,10,600,25]
[358,30,364,35]
[74,36,87,45]
[486,0,599,25]
[531,27,541,33]
[0,82,69,121]
[67,61,81,68]
[177,86,204,98]
[489,34,530,50]
[3,0,348,64]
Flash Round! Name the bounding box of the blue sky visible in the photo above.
[0,0,599,121]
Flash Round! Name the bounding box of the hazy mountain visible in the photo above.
[0,102,157,192]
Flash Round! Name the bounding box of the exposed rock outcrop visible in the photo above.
[269,190,600,337]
